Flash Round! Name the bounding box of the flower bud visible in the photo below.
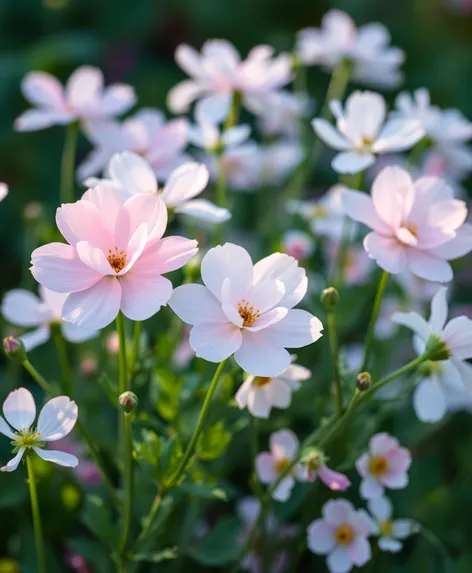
[3,336,26,362]
[321,287,339,311]
[425,334,450,361]
[300,447,326,470]
[119,391,138,414]
[356,371,371,392]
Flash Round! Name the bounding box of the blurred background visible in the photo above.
[1,0,472,571]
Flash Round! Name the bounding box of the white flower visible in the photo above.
[255,142,303,187]
[307,499,373,573]
[296,10,404,88]
[84,151,229,225]
[189,118,252,151]
[2,286,98,351]
[392,286,472,422]
[313,91,424,174]
[169,243,323,377]
[253,91,311,138]
[367,497,419,553]
[235,358,311,418]
[0,388,79,471]
[78,108,189,181]
[167,40,292,123]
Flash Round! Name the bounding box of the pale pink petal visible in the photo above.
[234,330,291,377]
[246,279,285,314]
[264,309,323,348]
[255,452,277,483]
[108,151,157,196]
[15,109,73,131]
[20,326,51,351]
[99,84,136,117]
[245,308,288,332]
[273,476,295,502]
[117,224,148,275]
[428,199,467,231]
[312,119,350,150]
[406,249,453,282]
[160,162,209,207]
[370,433,398,455]
[430,286,449,333]
[56,200,113,249]
[31,243,103,294]
[195,94,232,125]
[81,184,125,235]
[327,546,352,573]
[66,66,103,111]
[2,289,45,327]
[33,447,78,467]
[363,232,407,274]
[307,519,336,554]
[37,396,78,441]
[76,241,113,275]
[355,453,370,478]
[234,377,253,409]
[317,465,351,491]
[122,193,168,243]
[221,125,251,148]
[61,321,98,344]
[372,166,415,229]
[388,448,411,474]
[3,388,36,432]
[39,287,67,318]
[133,236,198,276]
[381,472,408,489]
[169,284,225,325]
[248,388,272,418]
[340,190,390,233]
[332,151,375,174]
[322,499,355,526]
[270,428,299,459]
[263,378,292,409]
[21,71,65,109]
[443,316,472,359]
[348,537,371,567]
[431,223,472,260]
[391,311,431,341]
[147,119,189,164]
[174,44,206,78]
[1,448,26,472]
[189,321,243,362]
[0,416,15,439]
[175,199,231,224]
[360,477,384,499]
[367,497,392,522]
[120,274,172,321]
[167,80,206,113]
[0,183,8,202]
[62,277,121,329]
[253,253,307,309]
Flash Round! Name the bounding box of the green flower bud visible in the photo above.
[3,336,26,363]
[321,287,340,311]
[356,371,371,392]
[119,391,138,414]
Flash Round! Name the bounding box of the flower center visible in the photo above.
[107,246,127,273]
[335,524,354,545]
[274,457,290,473]
[254,376,272,386]
[380,520,394,537]
[404,222,418,237]
[369,455,389,476]
[14,430,42,449]
[313,205,328,219]
[238,300,260,327]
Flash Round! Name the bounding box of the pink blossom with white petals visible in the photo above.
[307,499,373,573]
[367,497,419,553]
[341,166,472,282]
[15,66,135,132]
[356,433,411,500]
[2,286,98,351]
[168,40,292,123]
[169,243,323,376]
[30,186,198,330]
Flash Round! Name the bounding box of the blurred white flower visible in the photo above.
[253,91,312,138]
[0,183,8,202]
[367,497,419,553]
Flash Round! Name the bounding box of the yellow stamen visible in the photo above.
[335,524,354,545]
[275,457,290,473]
[380,520,394,537]
[404,222,418,238]
[107,246,127,273]
[254,376,272,387]
[238,300,260,327]
[369,455,389,477]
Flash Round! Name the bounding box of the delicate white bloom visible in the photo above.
[255,429,302,501]
[84,151,229,225]
[78,108,189,181]
[307,499,373,573]
[0,388,79,471]
[2,286,98,351]
[296,10,404,88]
[282,231,315,262]
[188,118,251,151]
[313,91,424,174]
[169,243,323,377]
[15,66,136,131]
[356,433,411,500]
[253,91,311,138]
[255,142,303,187]
[168,40,292,123]
[367,497,419,553]
[392,286,472,422]
[235,358,311,418]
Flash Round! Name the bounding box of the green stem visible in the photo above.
[361,270,389,372]
[327,309,343,416]
[51,325,74,395]
[119,412,134,567]
[419,527,454,573]
[224,91,242,131]
[136,491,163,545]
[130,320,142,377]
[60,121,79,205]
[116,312,128,393]
[166,360,227,488]
[22,359,120,509]
[27,455,46,573]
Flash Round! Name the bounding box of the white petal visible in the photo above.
[264,309,323,348]
[169,284,225,325]
[234,377,253,409]
[37,396,78,441]
[391,311,431,342]
[66,66,103,110]
[307,519,336,554]
[406,250,453,283]
[272,476,295,502]
[234,330,291,377]
[61,321,98,344]
[2,289,46,327]
[327,546,352,573]
[413,377,446,422]
[270,428,299,458]
[429,286,449,334]
[1,448,26,472]
[108,151,157,196]
[167,80,206,113]
[33,447,78,468]
[255,452,276,483]
[443,316,472,359]
[3,388,36,432]
[176,199,231,224]
[312,119,350,150]
[247,387,272,418]
[367,497,393,521]
[20,326,51,351]
[195,94,232,124]
[373,119,424,153]
[360,477,384,499]
[378,537,402,553]
[0,415,16,439]
[322,499,355,526]
[161,162,209,207]
[222,125,251,148]
[189,321,243,362]
[392,518,418,539]
[332,151,376,174]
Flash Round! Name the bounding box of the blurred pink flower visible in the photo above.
[65,551,91,573]
[282,231,314,261]
[300,450,351,492]
[326,243,372,285]
[56,438,101,486]
[172,326,195,368]
[31,186,198,330]
[15,66,135,131]
[106,331,120,354]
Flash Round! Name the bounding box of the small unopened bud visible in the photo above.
[3,336,26,362]
[300,447,326,470]
[23,201,44,222]
[356,371,371,392]
[321,287,339,311]
[119,391,138,414]
[425,335,450,361]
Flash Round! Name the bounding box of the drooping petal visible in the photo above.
[33,447,79,468]
[37,396,78,441]
[189,321,243,362]
[264,309,323,349]
[3,388,36,432]
[1,448,26,472]
[406,250,453,282]
[108,151,158,196]
[120,274,173,321]
[307,519,336,554]
[317,465,351,492]
[169,284,225,326]
[234,330,291,377]
[443,316,472,359]
[332,151,376,174]
[363,232,407,274]
[160,162,209,207]
[2,289,46,327]
[391,310,431,341]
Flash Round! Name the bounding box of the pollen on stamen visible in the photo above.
[404,222,418,237]
[238,299,260,327]
[107,246,127,273]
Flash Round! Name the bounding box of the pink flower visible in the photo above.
[169,243,323,376]
[282,231,315,262]
[300,450,351,492]
[307,499,373,573]
[168,40,292,123]
[30,186,198,329]
[79,108,189,181]
[341,166,472,281]
[55,438,101,485]
[356,433,411,499]
[65,551,91,573]
[15,66,136,132]
[255,429,301,501]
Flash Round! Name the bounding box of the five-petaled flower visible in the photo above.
[0,388,79,471]
[367,497,419,553]
[169,243,323,376]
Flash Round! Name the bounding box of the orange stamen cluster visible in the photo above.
[335,524,354,545]
[107,247,127,273]
[369,455,389,477]
[238,300,260,327]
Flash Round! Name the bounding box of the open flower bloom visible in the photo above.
[282,231,315,262]
[252,91,311,138]
[299,449,351,492]
[235,358,311,418]
[367,497,419,553]
[84,151,229,225]
[189,118,251,151]
[356,433,411,499]
[255,429,301,501]
[78,108,189,181]
[30,186,198,330]
[167,40,292,123]
[169,243,323,376]
[307,499,372,573]
[0,388,79,471]
[15,66,136,132]
[392,286,472,422]
[296,10,404,89]
[341,166,472,281]
[312,91,424,174]
[2,286,98,351]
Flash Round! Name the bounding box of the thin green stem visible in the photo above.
[136,491,163,545]
[327,309,343,416]
[27,456,46,573]
[119,412,134,567]
[224,91,242,131]
[116,312,128,393]
[130,320,142,377]
[51,325,74,395]
[419,527,454,573]
[60,121,78,205]
[166,359,227,488]
[361,270,389,372]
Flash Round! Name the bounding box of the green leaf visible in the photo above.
[151,369,184,421]
[197,422,232,461]
[81,495,119,548]
[134,430,162,469]
[190,516,242,566]
[129,547,177,563]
